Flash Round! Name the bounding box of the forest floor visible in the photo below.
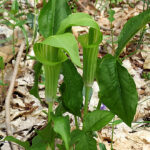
[0,0,150,150]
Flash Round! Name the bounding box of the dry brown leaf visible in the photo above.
[0,40,22,63]
[144,55,150,69]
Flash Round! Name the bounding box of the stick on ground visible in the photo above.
[5,42,25,150]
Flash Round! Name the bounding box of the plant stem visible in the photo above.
[12,26,15,56]
[31,0,37,45]
[48,101,53,122]
[74,116,79,129]
[83,86,91,116]
[96,98,101,110]
[47,144,52,150]
[1,69,4,105]
[48,102,55,150]
[110,0,112,8]
[111,118,114,150]
[111,22,115,55]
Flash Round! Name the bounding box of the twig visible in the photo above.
[73,0,95,15]
[5,42,25,150]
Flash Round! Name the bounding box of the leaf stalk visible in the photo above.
[83,86,91,117]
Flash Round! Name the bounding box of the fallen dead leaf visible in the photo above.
[144,55,150,69]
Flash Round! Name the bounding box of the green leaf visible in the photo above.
[71,130,97,150]
[38,0,54,37]
[99,143,107,150]
[108,9,115,23]
[38,0,71,38]
[56,144,66,150]
[11,0,19,14]
[37,122,55,144]
[30,136,47,150]
[53,116,70,150]
[15,20,26,27]
[30,62,42,100]
[110,119,123,125]
[55,101,66,116]
[0,80,6,86]
[4,136,30,149]
[60,60,83,116]
[34,33,81,67]
[115,9,150,57]
[0,19,13,27]
[96,54,138,126]
[83,110,114,132]
[57,13,100,35]
[30,122,55,150]
[54,0,71,34]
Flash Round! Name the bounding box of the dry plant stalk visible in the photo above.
[5,42,25,150]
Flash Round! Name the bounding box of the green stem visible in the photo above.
[12,26,15,56]
[74,116,79,129]
[48,102,55,150]
[47,143,55,150]
[47,144,52,150]
[83,86,91,117]
[96,98,101,110]
[0,70,4,105]
[51,139,55,150]
[48,102,53,122]
[32,0,37,45]
[111,118,114,150]
[1,69,4,85]
[111,22,115,55]
[110,0,112,8]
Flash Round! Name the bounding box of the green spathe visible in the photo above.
[57,13,100,34]
[34,33,81,67]
[33,33,81,102]
[78,28,102,87]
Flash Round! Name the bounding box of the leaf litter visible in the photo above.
[0,0,150,150]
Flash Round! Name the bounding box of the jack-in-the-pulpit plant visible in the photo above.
[78,27,102,116]
[4,1,150,150]
[33,33,81,122]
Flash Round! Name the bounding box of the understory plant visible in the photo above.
[0,56,4,85]
[4,0,150,149]
[0,56,5,103]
